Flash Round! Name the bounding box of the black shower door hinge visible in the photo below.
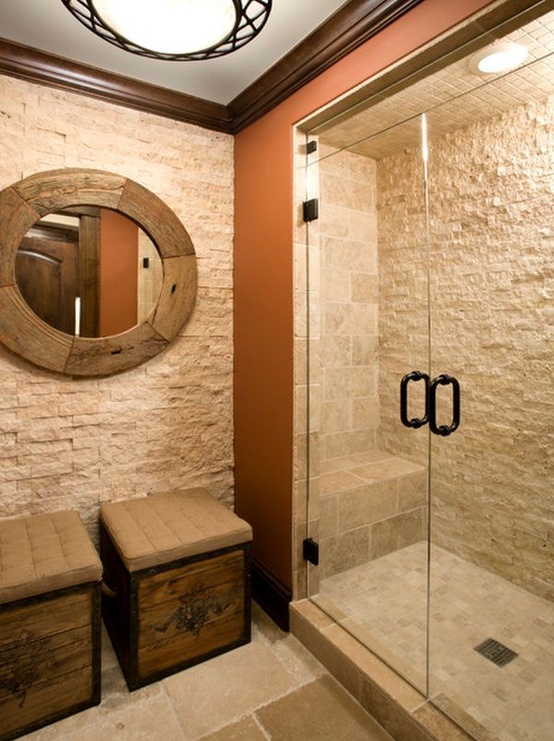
[303,537,319,565]
[303,198,319,223]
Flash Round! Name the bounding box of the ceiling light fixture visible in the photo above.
[468,41,528,76]
[60,0,272,61]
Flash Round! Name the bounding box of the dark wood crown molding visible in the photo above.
[0,0,421,135]
[0,38,231,132]
[228,0,423,132]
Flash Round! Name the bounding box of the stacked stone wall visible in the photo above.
[377,96,553,599]
[0,75,234,536]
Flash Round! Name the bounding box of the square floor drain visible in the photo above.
[474,638,519,667]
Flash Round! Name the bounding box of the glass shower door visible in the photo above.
[303,12,554,740]
[303,115,432,692]
[425,65,554,741]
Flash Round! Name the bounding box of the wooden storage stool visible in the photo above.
[0,510,102,741]
[99,488,252,690]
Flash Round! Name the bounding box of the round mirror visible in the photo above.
[17,208,163,338]
[0,169,197,376]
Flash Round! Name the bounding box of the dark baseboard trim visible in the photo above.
[251,557,292,632]
[0,0,421,134]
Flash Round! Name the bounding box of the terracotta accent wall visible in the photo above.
[234,0,497,599]
[0,75,234,535]
[99,207,138,336]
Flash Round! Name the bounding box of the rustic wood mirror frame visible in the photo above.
[0,169,197,376]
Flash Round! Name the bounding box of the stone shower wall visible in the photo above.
[0,75,234,537]
[313,147,427,580]
[318,146,380,461]
[377,95,553,600]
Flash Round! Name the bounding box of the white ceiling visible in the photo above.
[0,0,350,104]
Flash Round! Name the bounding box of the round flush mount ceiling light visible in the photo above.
[61,0,272,61]
[469,41,528,76]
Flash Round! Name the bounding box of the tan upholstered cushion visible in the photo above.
[0,510,102,605]
[100,488,252,571]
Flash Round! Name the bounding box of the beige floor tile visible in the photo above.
[50,694,188,741]
[315,540,554,741]
[16,603,393,741]
[20,689,185,741]
[256,675,394,741]
[198,716,269,741]
[163,638,300,739]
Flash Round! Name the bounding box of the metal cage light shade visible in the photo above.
[60,0,272,61]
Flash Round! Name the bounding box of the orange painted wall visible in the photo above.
[233,0,496,590]
[100,208,138,336]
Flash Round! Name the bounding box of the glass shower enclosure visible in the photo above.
[302,8,553,741]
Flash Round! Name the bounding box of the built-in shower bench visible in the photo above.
[317,449,427,579]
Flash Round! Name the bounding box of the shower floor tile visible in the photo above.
[314,542,554,741]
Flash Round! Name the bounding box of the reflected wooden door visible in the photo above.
[17,231,79,335]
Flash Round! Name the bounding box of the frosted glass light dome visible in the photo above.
[61,0,272,60]
[92,0,237,54]
[469,42,528,76]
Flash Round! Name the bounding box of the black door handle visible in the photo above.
[400,371,430,428]
[429,374,460,436]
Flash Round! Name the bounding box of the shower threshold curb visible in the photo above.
[290,599,475,741]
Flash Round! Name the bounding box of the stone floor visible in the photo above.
[19,602,394,741]
[315,542,554,741]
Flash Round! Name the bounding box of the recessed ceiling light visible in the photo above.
[469,42,528,76]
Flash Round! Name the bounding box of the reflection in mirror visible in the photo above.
[0,168,197,376]
[16,207,162,338]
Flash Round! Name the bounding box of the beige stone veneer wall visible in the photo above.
[317,147,380,461]
[378,95,553,600]
[0,75,234,535]
[300,145,428,584]
[297,95,552,601]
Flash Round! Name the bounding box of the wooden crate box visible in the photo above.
[100,488,252,690]
[0,511,102,741]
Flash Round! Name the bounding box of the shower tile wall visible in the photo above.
[308,146,427,581]
[377,94,554,601]
[318,145,379,461]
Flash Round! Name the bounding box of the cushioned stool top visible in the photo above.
[0,510,102,605]
[100,488,252,571]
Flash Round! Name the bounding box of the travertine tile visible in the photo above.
[163,639,299,739]
[320,525,369,578]
[320,469,367,495]
[311,542,554,741]
[369,507,425,559]
[256,676,394,741]
[198,717,268,741]
[338,480,397,530]
[0,75,235,531]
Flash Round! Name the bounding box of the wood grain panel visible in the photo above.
[0,667,93,739]
[136,550,245,678]
[0,591,92,649]
[0,588,98,741]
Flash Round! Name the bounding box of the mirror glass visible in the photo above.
[17,207,163,338]
[0,168,197,376]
